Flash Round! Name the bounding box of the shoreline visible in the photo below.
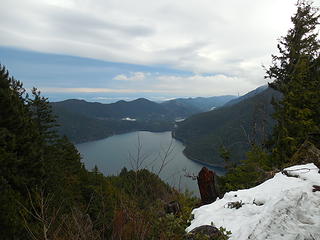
[182,150,226,171]
[171,132,227,173]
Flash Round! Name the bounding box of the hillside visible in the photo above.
[52,95,237,143]
[51,98,193,143]
[52,106,172,143]
[173,87,281,166]
[162,95,237,112]
[224,85,268,106]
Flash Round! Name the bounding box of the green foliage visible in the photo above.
[219,145,272,193]
[219,145,231,163]
[216,227,232,240]
[0,64,44,238]
[266,0,320,166]
[217,1,320,195]
[153,192,199,239]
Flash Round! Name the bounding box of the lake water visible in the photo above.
[76,131,225,195]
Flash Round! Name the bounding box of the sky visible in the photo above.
[1,0,319,102]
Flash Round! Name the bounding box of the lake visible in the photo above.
[76,131,225,195]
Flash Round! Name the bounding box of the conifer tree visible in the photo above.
[27,87,58,144]
[0,65,85,238]
[266,0,320,165]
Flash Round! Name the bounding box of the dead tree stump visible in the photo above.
[197,167,218,205]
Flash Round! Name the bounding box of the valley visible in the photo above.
[2,1,319,239]
[53,86,280,167]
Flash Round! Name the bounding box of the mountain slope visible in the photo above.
[173,87,281,166]
[52,98,177,143]
[162,95,237,113]
[223,85,268,107]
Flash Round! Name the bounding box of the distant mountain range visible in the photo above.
[173,87,281,167]
[52,95,236,143]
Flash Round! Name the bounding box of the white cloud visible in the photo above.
[39,87,157,93]
[113,72,147,81]
[113,74,128,81]
[154,74,259,96]
[41,72,260,96]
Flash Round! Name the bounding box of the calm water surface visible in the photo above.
[76,131,225,195]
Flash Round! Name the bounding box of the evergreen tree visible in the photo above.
[27,87,58,144]
[0,65,43,238]
[266,0,320,166]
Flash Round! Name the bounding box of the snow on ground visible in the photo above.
[187,163,320,240]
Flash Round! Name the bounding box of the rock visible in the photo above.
[282,170,299,178]
[312,185,320,192]
[165,200,181,215]
[197,167,219,205]
[185,225,223,240]
[291,140,320,168]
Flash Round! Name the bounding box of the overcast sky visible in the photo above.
[1,0,319,102]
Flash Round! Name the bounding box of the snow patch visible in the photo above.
[187,163,320,240]
[121,117,136,121]
[175,118,185,122]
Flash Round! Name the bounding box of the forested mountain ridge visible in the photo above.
[162,95,237,112]
[52,98,181,143]
[52,98,169,120]
[52,95,237,143]
[173,87,281,166]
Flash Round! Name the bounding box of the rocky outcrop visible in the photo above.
[197,167,219,205]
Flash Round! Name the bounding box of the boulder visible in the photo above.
[185,225,223,240]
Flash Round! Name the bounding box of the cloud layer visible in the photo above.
[1,0,319,99]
